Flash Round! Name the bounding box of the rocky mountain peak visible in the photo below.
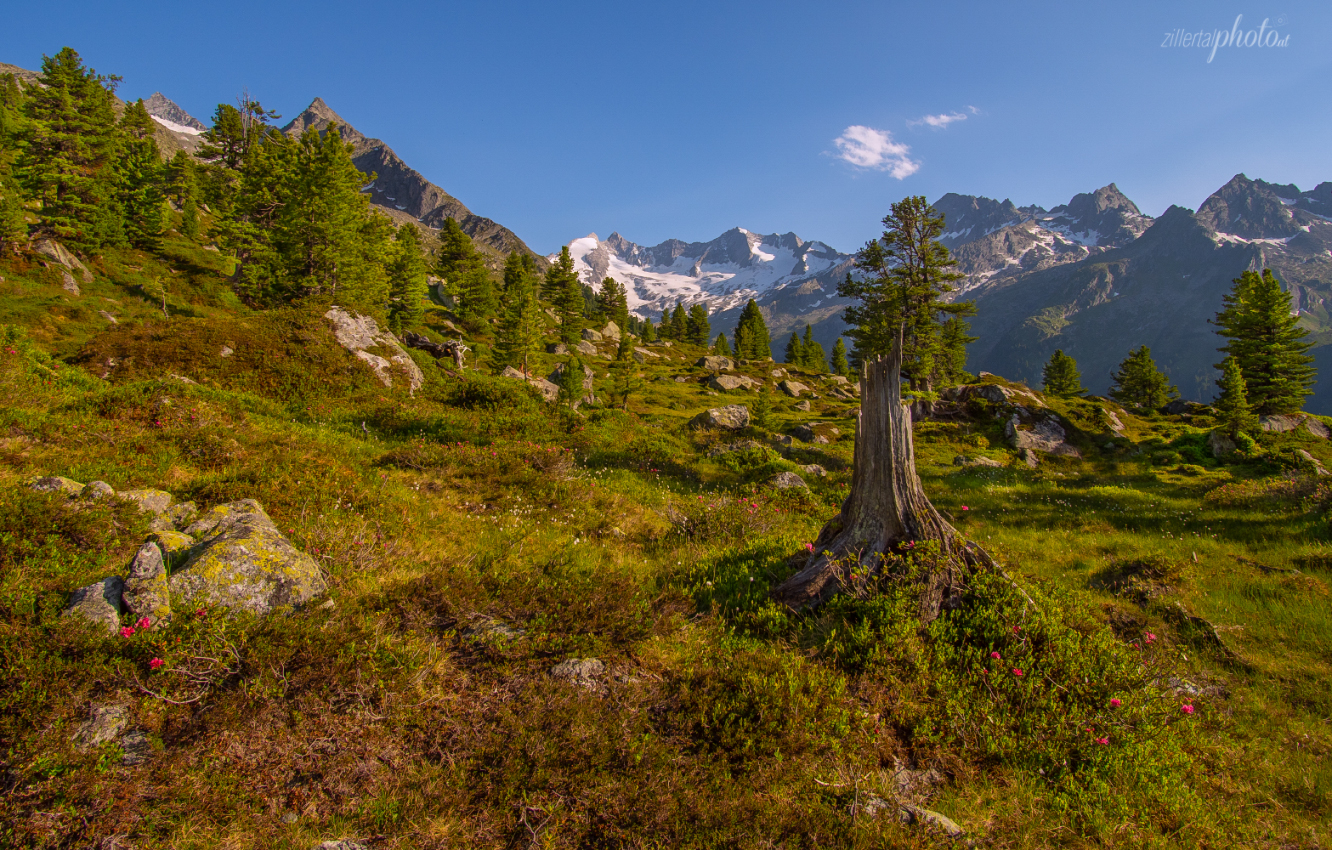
[932,193,1026,249]
[143,93,205,132]
[281,98,366,146]
[1196,173,1301,240]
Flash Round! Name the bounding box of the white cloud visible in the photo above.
[967,105,980,114]
[908,111,968,129]
[832,125,920,178]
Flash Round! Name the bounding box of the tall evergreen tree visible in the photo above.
[597,277,630,330]
[118,100,167,250]
[712,333,732,356]
[686,303,710,346]
[784,331,804,366]
[1042,349,1087,397]
[838,198,976,394]
[387,223,428,332]
[937,316,975,386]
[1214,355,1258,438]
[164,150,196,204]
[801,325,826,372]
[179,196,200,240]
[641,317,656,343]
[542,246,584,344]
[20,48,124,250]
[733,299,771,360]
[1213,268,1316,415]
[492,252,542,376]
[830,337,849,377]
[669,302,688,341]
[1109,346,1179,409]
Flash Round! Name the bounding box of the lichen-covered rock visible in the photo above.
[29,475,85,496]
[161,501,198,532]
[545,342,569,355]
[767,471,808,489]
[799,464,827,477]
[689,405,750,431]
[954,454,1003,468]
[117,488,173,515]
[1259,413,1331,439]
[170,500,325,616]
[601,321,622,340]
[707,374,759,392]
[64,577,125,635]
[80,481,116,500]
[32,238,93,283]
[574,340,599,357]
[695,356,734,371]
[148,529,195,568]
[1296,449,1330,476]
[794,400,811,412]
[1207,430,1237,458]
[778,379,810,398]
[314,841,370,850]
[122,542,171,624]
[581,328,603,342]
[1005,413,1081,457]
[323,306,424,392]
[550,657,604,685]
[73,705,130,750]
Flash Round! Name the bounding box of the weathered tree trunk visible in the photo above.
[772,330,991,622]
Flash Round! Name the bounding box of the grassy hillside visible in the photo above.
[1,236,1330,849]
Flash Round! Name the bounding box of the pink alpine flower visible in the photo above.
[137,617,151,630]
[989,651,1001,659]
[1012,668,1023,677]
[961,505,969,511]
[1145,632,1157,644]
[1110,698,1122,708]
[1096,736,1109,745]
[149,658,164,670]
[119,626,135,638]
[804,543,815,552]
[1181,704,1195,715]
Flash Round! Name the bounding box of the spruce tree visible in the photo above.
[1109,346,1179,409]
[119,100,167,250]
[712,333,732,356]
[669,302,688,340]
[543,246,584,344]
[784,331,804,366]
[556,357,587,408]
[733,299,771,360]
[751,386,774,430]
[641,318,656,343]
[1042,349,1087,397]
[164,150,196,205]
[179,196,199,240]
[492,253,542,375]
[1213,268,1316,415]
[1214,355,1258,438]
[597,277,629,330]
[839,198,976,394]
[686,303,710,345]
[830,337,849,377]
[801,324,826,372]
[0,171,26,253]
[387,223,428,332]
[937,316,976,386]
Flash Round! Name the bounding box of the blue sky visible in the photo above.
[2,1,1329,255]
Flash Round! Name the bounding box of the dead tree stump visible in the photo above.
[772,332,992,622]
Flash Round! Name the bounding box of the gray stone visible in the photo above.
[1018,447,1039,469]
[1305,418,1331,440]
[29,475,85,496]
[98,310,118,324]
[798,464,827,477]
[696,355,734,371]
[689,405,751,431]
[122,542,170,624]
[794,400,811,412]
[545,342,569,355]
[899,804,965,838]
[118,728,152,765]
[793,424,818,443]
[220,345,234,358]
[73,705,130,750]
[550,657,604,684]
[707,374,759,392]
[771,368,786,378]
[170,500,325,617]
[148,529,195,568]
[600,321,621,340]
[500,367,560,401]
[314,841,370,850]
[767,471,807,489]
[581,328,603,343]
[705,439,763,458]
[1207,430,1237,458]
[1105,409,1125,432]
[1296,449,1330,476]
[547,361,595,405]
[33,238,93,284]
[61,267,81,293]
[575,340,599,357]
[80,481,116,501]
[778,379,810,398]
[118,488,173,515]
[631,350,647,364]
[632,346,659,359]
[954,454,1003,468]
[323,306,424,393]
[1005,413,1081,458]
[1260,414,1303,433]
[164,502,198,531]
[64,577,125,635]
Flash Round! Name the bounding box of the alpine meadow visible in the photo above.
[3,21,1332,850]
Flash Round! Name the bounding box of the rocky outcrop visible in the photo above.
[707,374,760,392]
[575,340,600,357]
[72,705,152,765]
[500,366,560,401]
[767,471,807,489]
[601,321,622,340]
[549,657,603,686]
[1207,430,1237,458]
[122,542,171,625]
[323,307,424,393]
[1005,412,1081,458]
[778,380,811,398]
[63,577,125,635]
[32,238,93,294]
[1260,413,1330,439]
[954,454,1003,468]
[689,405,751,431]
[29,476,85,496]
[171,500,326,617]
[696,356,734,371]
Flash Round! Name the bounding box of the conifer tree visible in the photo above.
[669,302,688,340]
[1214,355,1258,438]
[118,100,167,250]
[542,246,584,344]
[712,333,732,357]
[839,198,976,394]
[830,337,849,377]
[615,333,632,361]
[733,299,771,360]
[20,48,124,250]
[1109,346,1179,409]
[556,357,587,408]
[751,386,774,430]
[179,196,199,240]
[492,253,542,376]
[801,325,826,372]
[784,331,804,366]
[1042,349,1087,397]
[937,316,976,386]
[164,150,196,204]
[1213,268,1316,415]
[0,171,26,253]
[686,303,710,346]
[597,277,629,330]
[641,317,656,343]
[387,223,428,332]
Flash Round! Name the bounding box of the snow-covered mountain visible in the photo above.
[144,92,206,135]
[563,228,854,319]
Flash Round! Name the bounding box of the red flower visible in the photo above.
[1181,704,1195,715]
[136,617,151,630]
[149,658,164,670]
[1096,736,1109,745]
[1012,668,1023,677]
[989,651,1001,659]
[119,626,135,638]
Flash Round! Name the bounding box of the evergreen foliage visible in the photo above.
[830,337,849,377]
[801,325,826,373]
[686,303,710,346]
[712,333,732,357]
[544,246,584,345]
[784,331,803,366]
[437,218,496,322]
[669,302,688,341]
[1213,269,1316,415]
[1109,346,1179,409]
[641,318,656,343]
[387,223,428,332]
[1214,355,1258,438]
[117,100,167,250]
[491,251,542,375]
[751,386,774,430]
[732,299,771,360]
[556,357,587,408]
[838,198,977,394]
[1042,349,1087,397]
[597,277,630,330]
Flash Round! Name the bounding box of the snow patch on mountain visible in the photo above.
[150,116,204,136]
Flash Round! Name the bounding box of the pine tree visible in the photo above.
[1042,349,1087,397]
[615,333,632,361]
[641,318,656,343]
[0,171,26,253]
[1109,346,1179,409]
[387,223,428,332]
[556,357,587,408]
[784,331,804,366]
[751,386,774,430]
[801,325,826,372]
[839,198,976,394]
[669,302,688,341]
[937,316,975,386]
[597,277,629,330]
[179,196,199,239]
[118,100,167,250]
[1213,268,1316,415]
[830,337,849,377]
[20,48,124,250]
[712,333,732,356]
[164,150,196,204]
[1214,355,1258,438]
[733,299,771,360]
[492,253,542,376]
[686,303,710,346]
[542,246,584,344]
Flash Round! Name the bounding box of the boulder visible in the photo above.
[117,488,173,515]
[705,439,764,458]
[771,368,787,378]
[80,480,116,501]
[601,321,621,340]
[1260,414,1303,433]
[707,374,760,392]
[575,340,599,357]
[148,529,195,568]
[121,542,170,624]
[767,471,808,489]
[500,367,560,401]
[550,657,604,685]
[778,380,810,398]
[323,306,424,393]
[794,400,811,412]
[29,475,84,496]
[1005,413,1081,458]
[1207,430,1237,458]
[581,328,603,343]
[1296,449,1330,476]
[170,500,326,617]
[220,346,234,358]
[689,405,751,431]
[632,346,659,359]
[696,356,734,371]
[163,502,198,531]
[1018,447,1039,469]
[99,310,118,324]
[314,842,371,850]
[954,454,1003,468]
[32,238,93,284]
[792,423,820,443]
[64,577,125,635]
[798,464,827,477]
[826,375,851,386]
[942,383,1044,407]
[545,342,569,355]
[73,705,130,750]
[1305,417,1332,440]
[1105,408,1126,432]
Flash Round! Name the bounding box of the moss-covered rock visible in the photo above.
[121,541,170,625]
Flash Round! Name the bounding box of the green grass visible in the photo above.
[0,241,1329,848]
